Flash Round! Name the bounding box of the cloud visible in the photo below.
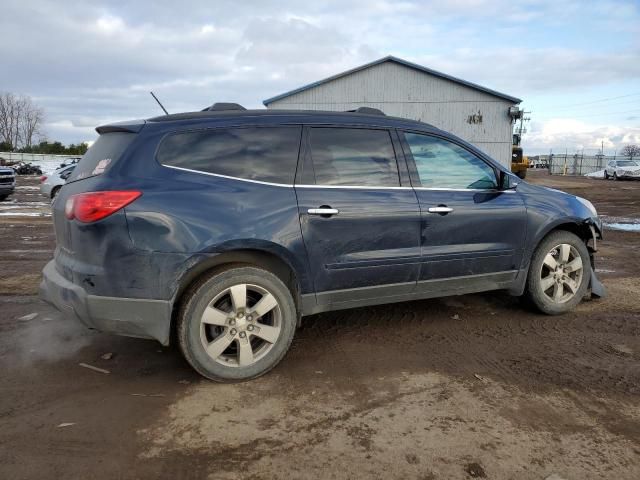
[524,119,640,154]
[0,0,638,148]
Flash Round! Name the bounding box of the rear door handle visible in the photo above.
[308,207,339,216]
[427,206,454,214]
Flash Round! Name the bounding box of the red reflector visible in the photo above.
[40,176,48,183]
[67,191,142,223]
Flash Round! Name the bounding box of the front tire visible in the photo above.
[525,231,591,315]
[177,265,297,382]
[604,171,609,180]
[614,172,619,181]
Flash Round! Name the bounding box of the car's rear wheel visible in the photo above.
[525,231,591,315]
[177,265,297,382]
[604,170,609,179]
[0,194,7,201]
[50,186,61,201]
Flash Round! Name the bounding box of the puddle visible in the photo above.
[0,212,51,217]
[605,223,640,232]
[601,215,640,233]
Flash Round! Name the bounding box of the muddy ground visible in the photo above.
[1,172,638,479]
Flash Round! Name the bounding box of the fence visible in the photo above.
[0,151,82,165]
[538,154,636,176]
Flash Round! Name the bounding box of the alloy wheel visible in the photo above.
[539,243,584,304]
[199,283,282,367]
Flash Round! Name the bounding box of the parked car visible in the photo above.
[604,160,640,180]
[40,165,75,200]
[40,104,605,382]
[0,166,16,201]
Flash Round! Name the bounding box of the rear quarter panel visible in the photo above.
[120,126,312,294]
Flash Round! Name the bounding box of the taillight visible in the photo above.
[40,175,48,183]
[64,191,142,223]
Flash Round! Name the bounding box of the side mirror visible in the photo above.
[499,170,518,190]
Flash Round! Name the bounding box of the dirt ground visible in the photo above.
[1,172,638,480]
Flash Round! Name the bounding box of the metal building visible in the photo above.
[263,56,522,167]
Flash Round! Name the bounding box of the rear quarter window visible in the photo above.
[157,126,302,184]
[67,132,136,182]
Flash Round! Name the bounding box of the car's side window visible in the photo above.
[157,126,302,184]
[308,128,400,187]
[404,132,497,190]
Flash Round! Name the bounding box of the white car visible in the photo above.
[604,160,640,180]
[40,164,75,199]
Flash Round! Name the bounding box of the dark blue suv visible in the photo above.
[40,105,605,381]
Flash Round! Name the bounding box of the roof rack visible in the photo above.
[201,102,247,112]
[346,107,385,116]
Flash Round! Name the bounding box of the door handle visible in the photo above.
[427,206,454,214]
[308,207,339,216]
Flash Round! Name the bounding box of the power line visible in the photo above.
[553,92,640,109]
[570,108,640,118]
[557,98,640,111]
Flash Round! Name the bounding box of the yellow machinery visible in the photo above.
[511,146,528,179]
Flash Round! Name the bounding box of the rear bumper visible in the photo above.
[39,260,172,345]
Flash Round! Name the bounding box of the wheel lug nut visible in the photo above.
[247,315,253,321]
[247,324,254,331]
[239,331,246,338]
[229,319,236,326]
[230,328,237,335]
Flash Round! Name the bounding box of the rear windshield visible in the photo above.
[67,132,135,182]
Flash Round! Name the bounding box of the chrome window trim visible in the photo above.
[162,164,517,192]
[161,164,294,188]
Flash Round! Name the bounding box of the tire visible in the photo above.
[516,170,527,180]
[0,195,7,202]
[614,172,619,181]
[177,265,297,382]
[525,230,591,315]
[50,186,61,200]
[604,171,609,180]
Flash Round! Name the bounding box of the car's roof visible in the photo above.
[144,109,441,132]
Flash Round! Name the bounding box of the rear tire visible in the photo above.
[525,231,591,315]
[0,195,7,202]
[177,265,297,382]
[50,186,61,200]
[604,171,609,180]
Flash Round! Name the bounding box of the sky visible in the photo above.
[1,0,639,156]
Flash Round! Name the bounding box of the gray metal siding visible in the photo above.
[267,62,515,167]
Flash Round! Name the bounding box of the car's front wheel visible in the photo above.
[525,231,591,315]
[177,265,297,382]
[604,170,609,179]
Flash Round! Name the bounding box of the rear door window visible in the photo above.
[157,126,302,184]
[67,132,135,182]
[307,128,400,187]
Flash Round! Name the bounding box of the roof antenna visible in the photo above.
[150,91,169,115]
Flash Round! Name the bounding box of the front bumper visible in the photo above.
[584,217,606,299]
[39,260,172,345]
[0,184,15,195]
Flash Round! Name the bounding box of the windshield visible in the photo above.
[617,161,637,167]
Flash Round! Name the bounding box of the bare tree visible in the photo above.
[20,98,44,148]
[620,144,640,160]
[0,92,45,150]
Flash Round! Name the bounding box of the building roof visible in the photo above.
[263,55,522,105]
